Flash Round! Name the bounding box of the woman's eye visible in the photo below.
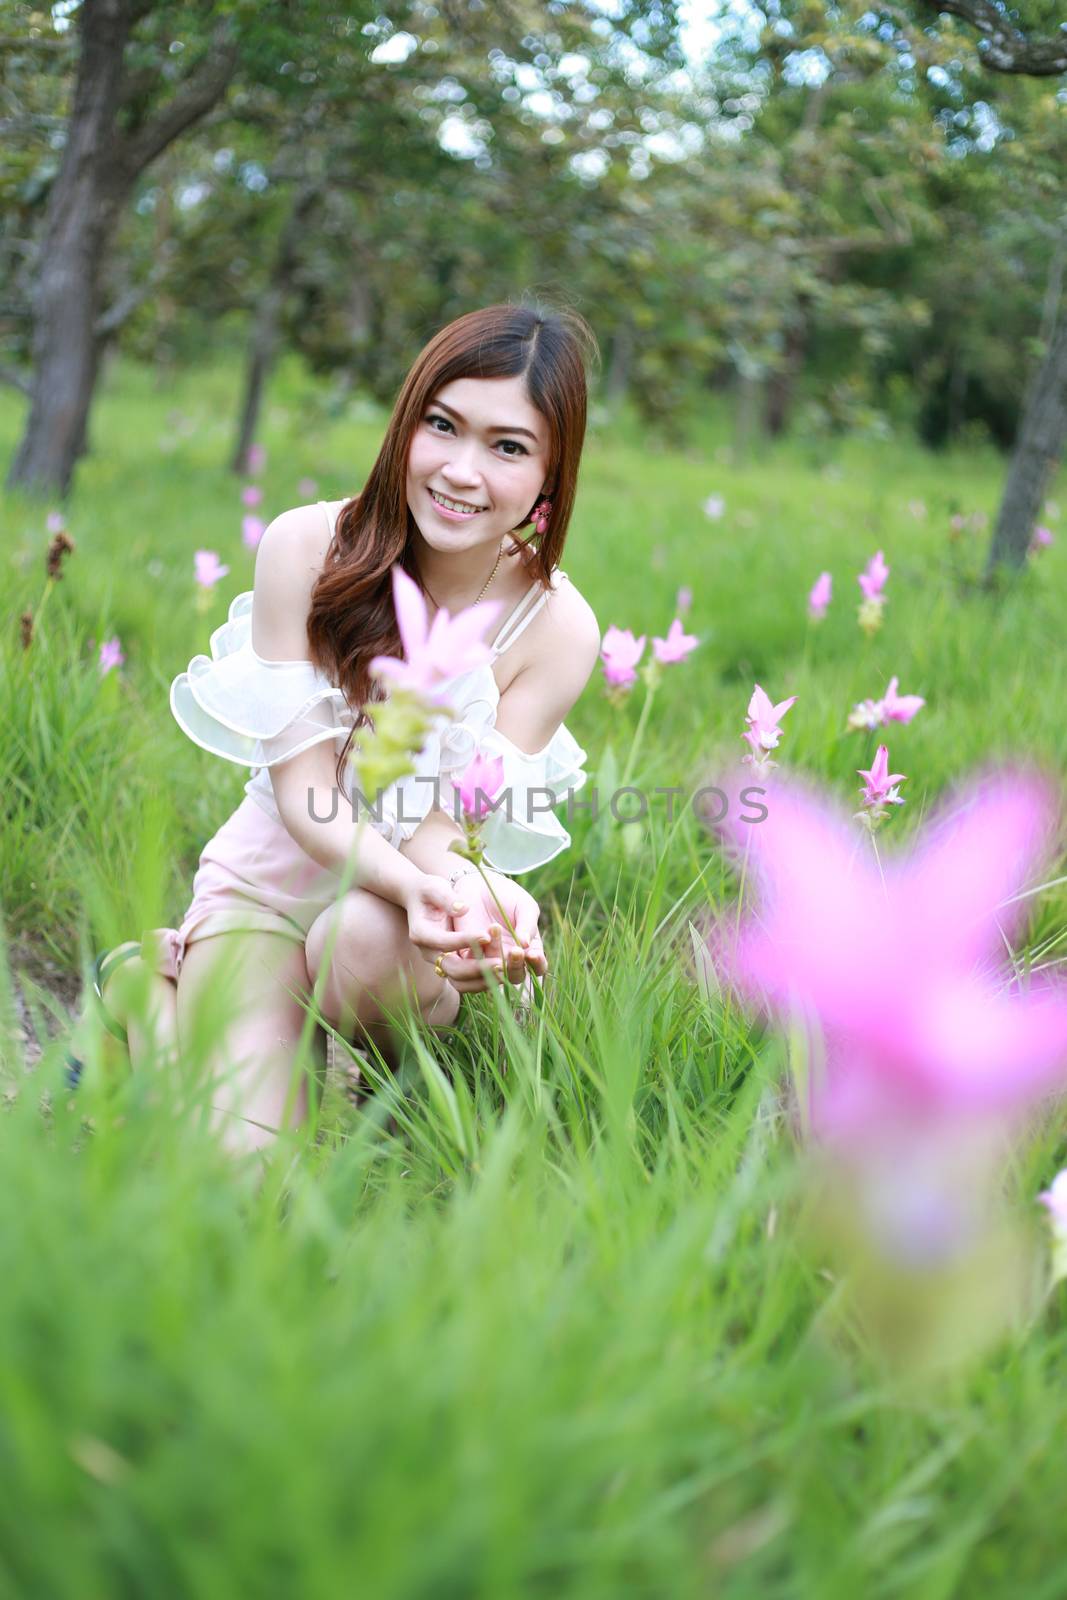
[425,414,527,456]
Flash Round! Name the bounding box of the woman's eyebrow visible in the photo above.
[430,399,539,442]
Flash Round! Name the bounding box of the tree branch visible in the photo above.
[118,25,239,181]
[921,0,1067,76]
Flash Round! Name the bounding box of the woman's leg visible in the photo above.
[175,929,326,1160]
[304,888,461,1068]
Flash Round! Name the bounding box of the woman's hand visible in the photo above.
[403,873,491,967]
[444,867,548,994]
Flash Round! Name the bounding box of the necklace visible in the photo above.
[422,541,504,615]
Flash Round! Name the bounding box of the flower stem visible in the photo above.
[619,678,657,792]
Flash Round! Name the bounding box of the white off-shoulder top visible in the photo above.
[169,503,589,874]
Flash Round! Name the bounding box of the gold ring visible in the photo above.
[433,955,445,978]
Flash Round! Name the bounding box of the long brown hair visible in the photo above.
[306,299,599,794]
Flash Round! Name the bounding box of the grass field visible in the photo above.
[1,357,1066,1596]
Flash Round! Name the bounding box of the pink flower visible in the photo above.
[1030,525,1054,553]
[880,676,925,723]
[298,477,318,498]
[652,618,699,665]
[369,565,505,704]
[247,443,267,475]
[858,744,907,813]
[846,697,884,733]
[242,515,266,551]
[676,585,693,616]
[858,550,889,601]
[705,767,1067,1134]
[457,751,506,822]
[241,485,263,508]
[46,510,65,535]
[741,683,797,764]
[600,625,646,689]
[98,636,125,675]
[194,550,229,588]
[702,494,725,521]
[808,571,832,621]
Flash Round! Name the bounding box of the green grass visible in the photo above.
[1,355,1065,1596]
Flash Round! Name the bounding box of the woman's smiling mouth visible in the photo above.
[429,487,487,518]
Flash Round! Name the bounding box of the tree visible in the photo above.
[6,0,237,496]
[914,0,1066,573]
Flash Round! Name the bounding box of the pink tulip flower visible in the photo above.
[705,767,1067,1136]
[741,683,797,764]
[600,626,646,689]
[242,515,266,551]
[247,443,267,474]
[241,485,263,508]
[858,744,907,814]
[702,494,725,521]
[194,550,229,588]
[457,751,506,822]
[1030,525,1054,553]
[652,618,699,665]
[676,585,693,616]
[858,550,889,601]
[369,564,505,704]
[808,571,832,621]
[881,676,925,723]
[98,636,125,675]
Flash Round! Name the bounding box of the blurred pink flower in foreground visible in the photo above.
[675,585,693,616]
[194,550,229,588]
[600,625,646,689]
[98,636,124,675]
[857,743,906,822]
[242,514,266,551]
[847,675,925,732]
[369,564,504,704]
[741,684,797,778]
[808,571,832,621]
[241,485,263,508]
[652,618,699,664]
[457,750,506,823]
[702,494,725,521]
[707,768,1067,1137]
[1029,525,1054,554]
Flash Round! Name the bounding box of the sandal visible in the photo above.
[64,944,141,1089]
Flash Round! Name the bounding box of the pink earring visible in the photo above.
[531,497,552,535]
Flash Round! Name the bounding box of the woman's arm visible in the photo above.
[247,507,424,910]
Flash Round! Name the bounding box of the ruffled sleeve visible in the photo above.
[169,591,354,769]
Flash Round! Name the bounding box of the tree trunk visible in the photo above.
[984,313,1067,577]
[6,1,130,496]
[6,2,236,498]
[763,297,811,438]
[604,321,633,410]
[231,185,319,475]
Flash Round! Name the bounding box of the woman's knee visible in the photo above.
[305,889,449,1024]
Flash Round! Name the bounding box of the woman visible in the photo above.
[69,301,602,1156]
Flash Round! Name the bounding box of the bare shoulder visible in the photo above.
[536,573,601,674]
[251,501,337,661]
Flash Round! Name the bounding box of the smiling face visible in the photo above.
[405,375,551,557]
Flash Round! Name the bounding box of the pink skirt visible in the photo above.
[141,795,343,983]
